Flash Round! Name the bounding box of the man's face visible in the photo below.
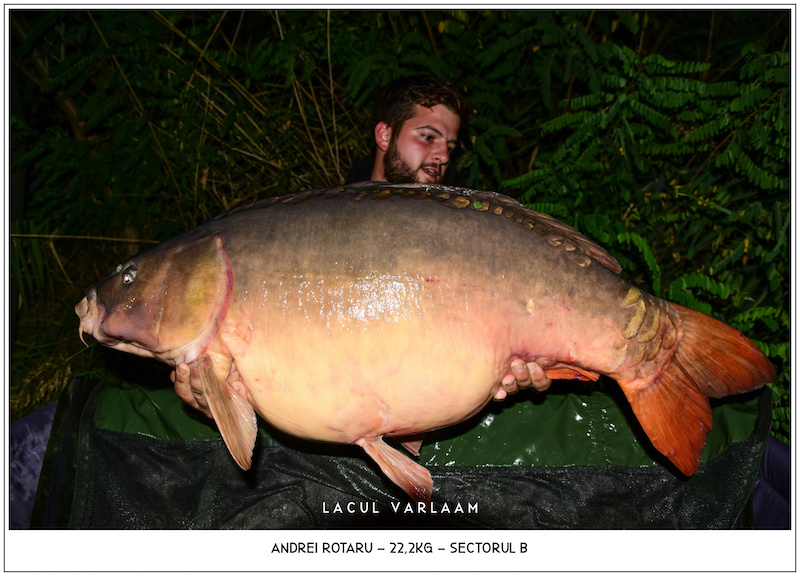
[381,104,460,184]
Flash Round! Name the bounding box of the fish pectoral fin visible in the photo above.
[196,354,257,471]
[357,437,432,504]
[396,434,425,456]
[543,364,600,382]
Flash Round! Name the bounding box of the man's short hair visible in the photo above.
[372,75,471,135]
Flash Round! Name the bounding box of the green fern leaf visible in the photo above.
[524,202,572,220]
[538,48,555,111]
[648,89,692,109]
[477,26,537,68]
[502,168,551,190]
[540,110,593,134]
[563,91,611,111]
[615,11,640,34]
[601,72,627,89]
[627,99,675,136]
[731,305,789,331]
[729,85,773,113]
[667,272,732,301]
[83,93,125,133]
[684,117,725,143]
[617,231,662,294]
[17,11,64,56]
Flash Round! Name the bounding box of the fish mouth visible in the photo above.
[74,291,163,361]
[75,291,112,348]
[75,299,155,358]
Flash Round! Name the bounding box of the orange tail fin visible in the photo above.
[620,303,774,476]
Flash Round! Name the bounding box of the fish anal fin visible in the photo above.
[196,354,257,470]
[543,364,600,382]
[396,434,424,456]
[357,437,433,504]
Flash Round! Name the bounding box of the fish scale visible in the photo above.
[75,182,774,503]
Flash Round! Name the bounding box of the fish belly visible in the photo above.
[224,279,516,443]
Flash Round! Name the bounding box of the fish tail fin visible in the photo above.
[619,303,774,476]
[671,303,775,396]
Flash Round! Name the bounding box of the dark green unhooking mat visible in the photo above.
[31,377,771,529]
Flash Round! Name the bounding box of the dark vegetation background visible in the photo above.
[9,10,790,444]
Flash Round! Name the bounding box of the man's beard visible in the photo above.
[383,138,427,183]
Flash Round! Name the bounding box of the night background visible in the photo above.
[9,10,790,444]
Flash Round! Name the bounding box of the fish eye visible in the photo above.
[121,265,138,285]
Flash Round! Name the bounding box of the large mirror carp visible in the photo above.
[75,182,774,503]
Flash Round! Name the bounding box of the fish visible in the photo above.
[75,182,774,503]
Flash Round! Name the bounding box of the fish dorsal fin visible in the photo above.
[446,188,621,273]
[522,208,623,274]
[196,354,258,470]
[366,182,622,274]
[354,183,624,274]
[215,183,622,274]
[357,437,433,504]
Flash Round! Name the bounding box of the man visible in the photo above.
[344,74,467,185]
[173,75,550,418]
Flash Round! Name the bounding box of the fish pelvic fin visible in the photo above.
[619,303,774,476]
[357,437,433,504]
[397,433,425,456]
[197,354,258,470]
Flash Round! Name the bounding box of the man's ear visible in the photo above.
[374,121,391,152]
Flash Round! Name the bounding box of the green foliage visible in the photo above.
[9,219,55,307]
[499,15,789,443]
[10,11,790,443]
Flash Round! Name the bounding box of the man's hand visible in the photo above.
[172,363,212,418]
[493,358,551,401]
[171,361,247,420]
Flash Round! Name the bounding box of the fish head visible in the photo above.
[75,233,233,365]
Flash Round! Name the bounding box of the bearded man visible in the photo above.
[345,74,467,185]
